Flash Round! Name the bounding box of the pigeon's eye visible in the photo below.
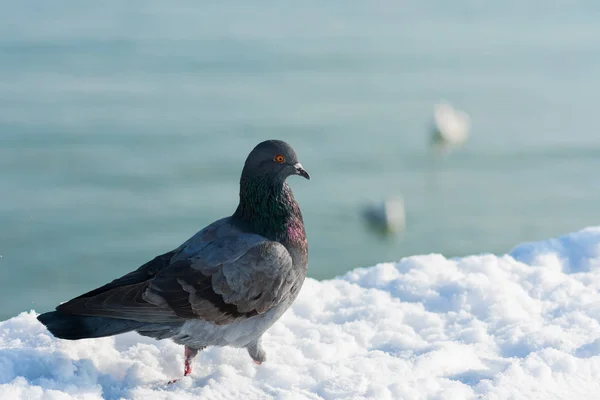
[274,155,285,163]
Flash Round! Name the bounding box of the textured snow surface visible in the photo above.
[3,227,600,399]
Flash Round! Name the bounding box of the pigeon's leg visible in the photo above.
[168,346,203,384]
[183,346,200,376]
[246,337,267,365]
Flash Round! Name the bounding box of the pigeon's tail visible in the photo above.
[37,311,144,340]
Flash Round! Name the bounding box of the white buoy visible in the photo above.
[361,196,406,235]
[430,102,470,150]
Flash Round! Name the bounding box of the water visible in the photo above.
[1,1,600,320]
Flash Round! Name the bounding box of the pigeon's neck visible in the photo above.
[232,176,306,249]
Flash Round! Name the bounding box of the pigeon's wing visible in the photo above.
[55,250,183,323]
[144,239,300,325]
[57,280,182,323]
[54,219,231,322]
[56,229,301,325]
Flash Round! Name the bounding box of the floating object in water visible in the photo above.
[430,102,470,150]
[361,196,406,235]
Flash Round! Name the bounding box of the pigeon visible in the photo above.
[37,139,310,381]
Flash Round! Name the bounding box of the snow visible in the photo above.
[3,228,600,399]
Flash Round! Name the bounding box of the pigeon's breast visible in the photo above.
[282,217,308,269]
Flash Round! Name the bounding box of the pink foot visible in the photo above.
[167,346,201,384]
[183,346,198,376]
[254,360,262,365]
[184,363,192,376]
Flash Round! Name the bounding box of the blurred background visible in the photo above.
[1,1,600,320]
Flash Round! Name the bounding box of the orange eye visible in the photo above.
[274,155,285,163]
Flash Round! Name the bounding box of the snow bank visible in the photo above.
[3,228,600,399]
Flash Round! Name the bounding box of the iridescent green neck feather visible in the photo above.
[232,175,305,250]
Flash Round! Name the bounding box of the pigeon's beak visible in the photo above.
[294,163,310,180]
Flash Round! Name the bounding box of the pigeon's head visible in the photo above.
[242,140,310,182]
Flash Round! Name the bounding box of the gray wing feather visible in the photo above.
[55,218,300,326]
[145,238,296,323]
[212,241,295,314]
